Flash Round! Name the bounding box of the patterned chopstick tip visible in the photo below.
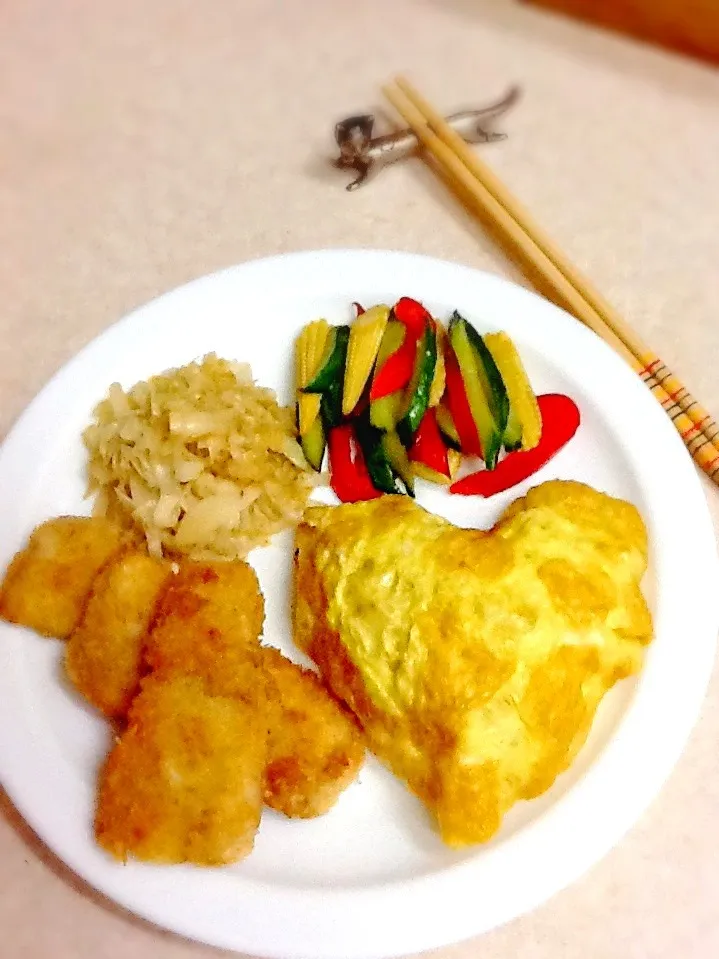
[705,454,719,479]
[641,359,719,439]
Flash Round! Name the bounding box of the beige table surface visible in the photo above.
[2,1,719,957]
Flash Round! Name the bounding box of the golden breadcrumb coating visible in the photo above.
[65,550,170,718]
[144,559,264,698]
[0,516,127,638]
[95,674,267,865]
[259,646,364,818]
[293,480,652,846]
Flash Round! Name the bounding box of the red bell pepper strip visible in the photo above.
[352,302,365,317]
[449,393,580,496]
[393,297,431,337]
[369,325,418,401]
[369,298,435,401]
[409,408,450,477]
[328,424,382,503]
[444,343,483,457]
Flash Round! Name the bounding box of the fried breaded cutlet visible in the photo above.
[144,560,265,698]
[294,480,653,847]
[0,512,363,840]
[140,558,362,818]
[143,563,364,817]
[65,550,171,718]
[260,646,364,818]
[95,674,267,866]
[0,516,128,638]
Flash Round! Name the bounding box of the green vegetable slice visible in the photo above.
[355,418,402,495]
[382,430,415,497]
[396,322,437,448]
[447,313,503,469]
[300,416,326,471]
[304,325,350,394]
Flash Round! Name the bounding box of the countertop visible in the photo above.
[1,1,718,957]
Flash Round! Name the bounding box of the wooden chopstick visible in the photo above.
[392,77,719,452]
[382,77,719,486]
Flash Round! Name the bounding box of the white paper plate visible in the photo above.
[0,250,716,959]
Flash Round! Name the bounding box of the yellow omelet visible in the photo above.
[293,480,652,846]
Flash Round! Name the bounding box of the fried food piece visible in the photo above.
[0,516,127,638]
[65,551,170,718]
[95,674,267,865]
[143,558,363,818]
[260,646,364,818]
[144,560,264,697]
[293,480,652,847]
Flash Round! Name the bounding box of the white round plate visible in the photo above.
[0,250,716,959]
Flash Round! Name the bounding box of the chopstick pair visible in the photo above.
[382,76,719,488]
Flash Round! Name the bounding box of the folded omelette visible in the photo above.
[293,480,652,846]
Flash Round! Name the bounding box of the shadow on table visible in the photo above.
[413,0,719,103]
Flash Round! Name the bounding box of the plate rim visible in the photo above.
[0,248,716,959]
